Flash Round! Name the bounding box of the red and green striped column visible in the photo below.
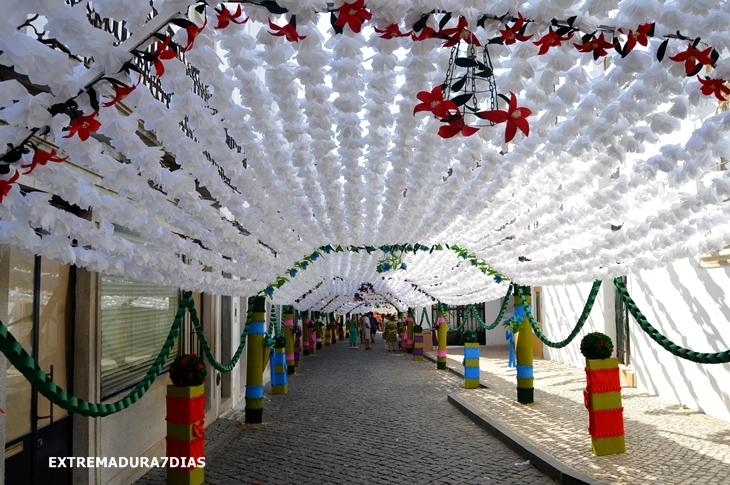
[284,306,296,375]
[436,304,448,370]
[515,285,534,404]
[585,357,625,455]
[245,296,266,423]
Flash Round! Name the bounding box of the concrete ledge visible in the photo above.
[448,394,609,485]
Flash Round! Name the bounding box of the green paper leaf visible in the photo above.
[451,75,468,93]
[452,93,473,107]
[657,39,669,61]
[567,16,577,26]
[439,12,452,31]
[454,57,479,68]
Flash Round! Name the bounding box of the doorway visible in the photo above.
[614,276,630,365]
[4,248,73,485]
[531,287,544,359]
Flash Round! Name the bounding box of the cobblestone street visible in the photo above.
[137,342,553,485]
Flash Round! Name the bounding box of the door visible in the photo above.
[4,248,73,485]
[614,276,630,365]
[531,287,544,359]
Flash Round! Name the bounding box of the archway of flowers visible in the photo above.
[1,1,730,309]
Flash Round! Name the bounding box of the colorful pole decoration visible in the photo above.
[324,314,332,346]
[462,331,480,389]
[406,308,415,354]
[166,355,206,485]
[283,306,295,375]
[436,304,448,370]
[331,314,338,344]
[582,332,625,456]
[413,324,424,361]
[270,336,288,395]
[245,296,266,423]
[515,285,534,404]
[315,314,323,350]
[293,320,301,369]
[302,315,311,356]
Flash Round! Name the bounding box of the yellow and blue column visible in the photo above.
[515,285,534,404]
[270,336,288,395]
[436,304,448,370]
[245,296,266,423]
[463,340,480,389]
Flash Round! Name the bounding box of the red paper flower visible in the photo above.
[268,19,306,42]
[533,29,573,55]
[102,80,139,108]
[21,149,67,175]
[215,4,249,29]
[412,25,438,41]
[150,35,176,77]
[437,116,479,138]
[413,85,459,119]
[184,18,207,52]
[440,16,480,47]
[670,43,714,75]
[374,23,411,39]
[478,92,531,143]
[575,32,618,60]
[500,12,533,45]
[0,170,19,203]
[698,77,730,101]
[63,112,101,141]
[619,23,652,56]
[334,0,372,34]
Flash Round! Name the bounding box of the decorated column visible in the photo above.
[293,317,301,369]
[462,331,480,389]
[245,296,266,423]
[166,354,206,485]
[302,315,311,356]
[324,314,332,346]
[270,335,288,395]
[406,308,415,353]
[309,317,317,354]
[315,314,323,350]
[515,285,534,404]
[582,332,625,456]
[436,304,448,370]
[283,306,295,375]
[413,324,424,361]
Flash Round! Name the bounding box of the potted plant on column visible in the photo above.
[581,332,625,456]
[166,354,207,484]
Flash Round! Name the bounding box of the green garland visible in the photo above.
[419,307,432,328]
[515,280,602,348]
[261,243,508,299]
[613,278,730,364]
[0,294,190,417]
[463,284,513,330]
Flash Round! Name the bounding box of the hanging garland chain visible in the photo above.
[263,243,507,298]
[465,283,513,330]
[0,293,193,417]
[419,307,432,329]
[613,278,730,364]
[188,291,250,373]
[515,280,602,348]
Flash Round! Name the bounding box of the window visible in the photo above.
[100,275,180,398]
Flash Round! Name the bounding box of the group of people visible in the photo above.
[348,312,401,351]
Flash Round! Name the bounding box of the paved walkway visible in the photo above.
[137,342,552,485]
[432,345,730,485]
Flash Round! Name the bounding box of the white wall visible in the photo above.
[628,259,730,422]
[539,261,730,423]
[484,295,515,346]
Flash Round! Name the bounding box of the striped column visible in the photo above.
[324,314,332,346]
[515,286,534,404]
[463,342,480,389]
[413,325,424,361]
[293,325,301,368]
[302,318,311,356]
[315,316,323,350]
[166,384,205,485]
[270,336,288,395]
[585,357,625,455]
[245,296,266,423]
[283,306,295,375]
[331,314,338,344]
[406,308,415,354]
[436,305,448,370]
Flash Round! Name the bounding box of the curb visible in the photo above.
[448,394,610,485]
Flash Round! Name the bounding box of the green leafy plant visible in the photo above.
[580,332,614,360]
[413,324,423,333]
[169,353,207,387]
[462,330,478,343]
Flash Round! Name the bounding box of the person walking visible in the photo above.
[349,316,359,349]
[360,313,372,350]
[369,312,378,344]
[385,314,399,351]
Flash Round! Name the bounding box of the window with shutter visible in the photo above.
[100,277,180,398]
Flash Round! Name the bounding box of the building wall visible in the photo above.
[541,259,730,423]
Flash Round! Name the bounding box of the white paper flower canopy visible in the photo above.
[1,0,730,314]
